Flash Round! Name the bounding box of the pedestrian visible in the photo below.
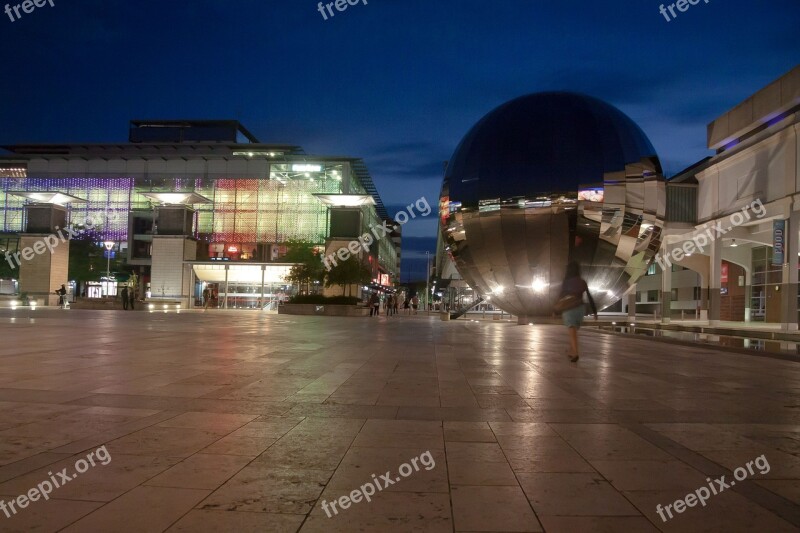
[128,287,135,310]
[411,295,419,314]
[403,297,410,315]
[369,293,379,317]
[555,261,597,362]
[386,294,394,316]
[55,284,67,309]
[121,286,129,310]
[203,287,211,310]
[393,296,399,315]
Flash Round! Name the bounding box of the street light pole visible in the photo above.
[103,241,114,296]
[425,251,430,313]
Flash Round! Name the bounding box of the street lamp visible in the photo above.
[425,251,430,313]
[103,241,114,296]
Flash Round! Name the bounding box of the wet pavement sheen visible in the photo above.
[0,310,798,532]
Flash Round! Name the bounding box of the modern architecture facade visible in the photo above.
[640,64,800,328]
[0,120,400,307]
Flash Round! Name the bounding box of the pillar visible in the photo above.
[708,234,722,325]
[780,212,799,331]
[260,264,266,309]
[627,285,636,322]
[150,235,197,307]
[18,204,69,306]
[661,263,671,324]
[744,267,752,323]
[223,264,229,309]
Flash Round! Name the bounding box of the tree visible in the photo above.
[282,240,320,264]
[68,230,116,282]
[325,257,372,297]
[282,240,324,294]
[286,262,324,295]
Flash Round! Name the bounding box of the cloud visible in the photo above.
[366,141,450,182]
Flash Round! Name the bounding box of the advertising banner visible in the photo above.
[772,220,786,266]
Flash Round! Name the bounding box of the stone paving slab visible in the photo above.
[0,309,798,532]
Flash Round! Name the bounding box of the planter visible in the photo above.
[278,304,371,317]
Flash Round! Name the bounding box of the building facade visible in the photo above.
[0,120,400,307]
[639,64,800,328]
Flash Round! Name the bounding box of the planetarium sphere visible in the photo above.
[439,92,665,319]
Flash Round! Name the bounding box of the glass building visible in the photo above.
[0,120,400,306]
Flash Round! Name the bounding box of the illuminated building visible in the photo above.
[0,120,400,307]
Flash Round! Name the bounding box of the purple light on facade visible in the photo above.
[0,177,134,240]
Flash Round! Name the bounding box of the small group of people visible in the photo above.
[366,293,425,317]
[120,286,136,310]
[383,294,400,316]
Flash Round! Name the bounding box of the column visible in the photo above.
[260,264,266,309]
[781,212,799,331]
[744,267,752,322]
[661,263,671,324]
[223,264,229,310]
[627,285,636,322]
[708,234,722,325]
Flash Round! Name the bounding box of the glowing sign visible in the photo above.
[578,188,604,202]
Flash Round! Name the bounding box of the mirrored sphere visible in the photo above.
[440,92,666,318]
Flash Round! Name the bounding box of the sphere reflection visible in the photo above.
[440,92,665,318]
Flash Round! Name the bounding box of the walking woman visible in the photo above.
[558,262,597,362]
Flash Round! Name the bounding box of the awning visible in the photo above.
[188,262,294,284]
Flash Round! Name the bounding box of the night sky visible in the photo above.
[1,0,798,280]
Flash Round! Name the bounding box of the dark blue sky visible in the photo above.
[1,0,798,279]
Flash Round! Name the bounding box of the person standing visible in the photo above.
[369,293,379,317]
[393,295,399,316]
[558,262,597,362]
[121,286,129,310]
[411,295,419,315]
[55,284,67,309]
[128,286,136,310]
[203,287,211,310]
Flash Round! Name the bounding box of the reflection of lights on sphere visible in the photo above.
[440,92,665,319]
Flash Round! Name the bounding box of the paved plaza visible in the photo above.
[0,310,798,532]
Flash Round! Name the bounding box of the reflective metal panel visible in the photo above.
[440,93,666,318]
